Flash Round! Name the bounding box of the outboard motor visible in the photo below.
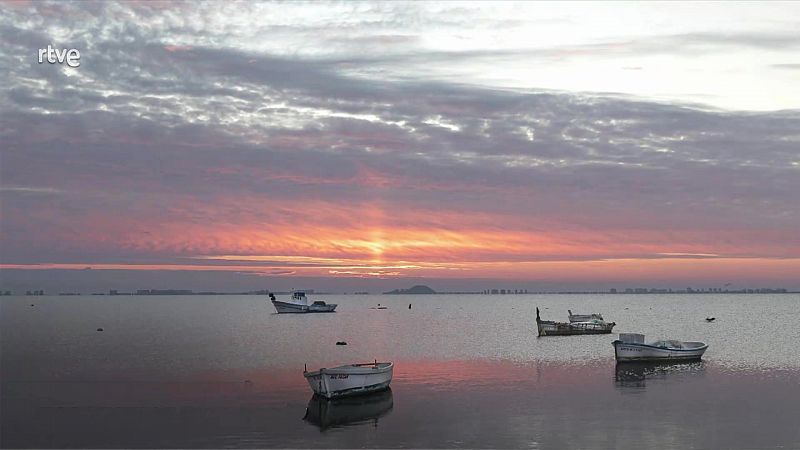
[269,293,276,301]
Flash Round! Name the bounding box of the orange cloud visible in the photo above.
[4,257,799,285]
[5,192,798,284]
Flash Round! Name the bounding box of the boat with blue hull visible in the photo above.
[613,333,708,362]
[270,292,337,314]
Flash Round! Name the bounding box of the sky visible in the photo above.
[1,1,799,293]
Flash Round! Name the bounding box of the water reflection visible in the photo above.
[303,388,394,431]
[615,361,706,388]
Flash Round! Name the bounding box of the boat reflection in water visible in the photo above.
[303,388,394,431]
[615,361,706,389]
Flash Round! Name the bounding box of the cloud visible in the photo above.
[0,186,63,194]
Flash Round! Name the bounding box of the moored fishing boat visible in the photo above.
[613,333,708,362]
[304,361,393,399]
[270,292,337,314]
[536,307,615,336]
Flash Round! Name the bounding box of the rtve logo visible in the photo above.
[38,45,81,67]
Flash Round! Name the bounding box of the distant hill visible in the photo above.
[383,285,437,295]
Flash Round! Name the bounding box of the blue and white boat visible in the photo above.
[613,333,708,362]
[270,292,337,314]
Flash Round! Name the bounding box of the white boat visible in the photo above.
[613,333,708,362]
[304,361,393,399]
[270,292,337,314]
[568,309,605,323]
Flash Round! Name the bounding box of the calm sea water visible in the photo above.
[2,293,799,448]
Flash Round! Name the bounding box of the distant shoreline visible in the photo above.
[3,289,796,297]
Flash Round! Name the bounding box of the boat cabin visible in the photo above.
[292,292,307,301]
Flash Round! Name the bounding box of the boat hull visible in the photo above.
[308,303,337,313]
[272,300,309,313]
[304,363,393,399]
[613,341,708,362]
[537,321,615,336]
[272,300,337,314]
